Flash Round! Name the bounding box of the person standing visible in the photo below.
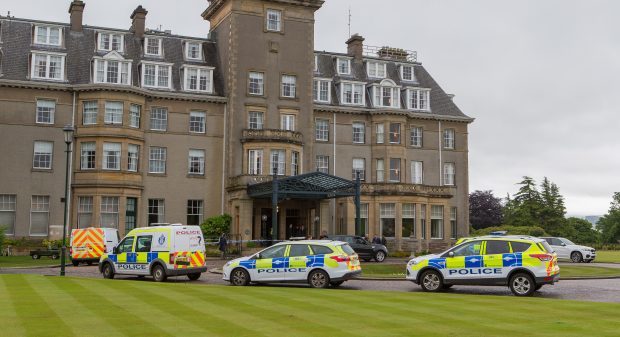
[218,233,228,259]
[372,234,381,245]
[319,230,329,240]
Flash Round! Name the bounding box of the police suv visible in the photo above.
[407,236,560,296]
[223,240,362,288]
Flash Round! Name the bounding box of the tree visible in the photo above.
[0,226,5,255]
[565,217,599,244]
[597,193,620,244]
[469,190,503,230]
[539,177,567,236]
[200,214,232,240]
[503,176,542,227]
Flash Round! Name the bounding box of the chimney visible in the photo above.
[68,0,85,32]
[130,5,148,39]
[346,34,365,61]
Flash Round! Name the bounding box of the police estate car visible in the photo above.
[407,236,560,296]
[223,240,362,288]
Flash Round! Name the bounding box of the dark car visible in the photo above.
[328,235,388,262]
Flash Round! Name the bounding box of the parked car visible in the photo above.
[541,237,596,263]
[30,249,60,260]
[328,235,388,262]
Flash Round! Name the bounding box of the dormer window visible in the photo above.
[182,65,214,93]
[400,65,415,81]
[372,79,400,108]
[141,61,172,89]
[408,88,431,111]
[34,26,62,46]
[30,51,65,81]
[367,61,386,78]
[93,53,132,85]
[340,81,365,106]
[97,32,124,53]
[185,41,202,60]
[144,37,162,56]
[337,58,351,75]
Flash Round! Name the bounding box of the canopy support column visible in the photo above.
[355,172,362,236]
[271,174,279,241]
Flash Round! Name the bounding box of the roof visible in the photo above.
[247,172,357,200]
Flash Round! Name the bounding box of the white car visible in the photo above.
[222,240,362,288]
[541,237,596,263]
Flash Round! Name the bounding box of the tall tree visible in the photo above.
[566,217,599,244]
[597,192,620,244]
[469,190,503,230]
[539,177,567,236]
[504,176,542,227]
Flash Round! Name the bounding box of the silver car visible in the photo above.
[541,237,596,263]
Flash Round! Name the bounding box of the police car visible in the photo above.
[407,236,560,296]
[223,240,362,288]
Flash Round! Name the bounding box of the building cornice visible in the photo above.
[202,0,324,20]
[313,105,475,123]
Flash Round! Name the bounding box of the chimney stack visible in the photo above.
[68,0,85,32]
[130,5,148,39]
[346,34,365,61]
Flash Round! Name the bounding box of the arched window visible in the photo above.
[372,79,401,108]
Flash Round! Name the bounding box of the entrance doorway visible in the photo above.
[260,208,273,240]
[286,209,305,239]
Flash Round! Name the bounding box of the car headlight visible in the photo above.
[371,245,376,249]
[408,259,419,266]
[224,262,231,268]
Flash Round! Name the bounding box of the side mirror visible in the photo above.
[448,252,454,258]
[561,243,566,246]
[253,253,261,260]
[113,247,119,254]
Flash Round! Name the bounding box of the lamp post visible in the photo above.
[60,125,74,276]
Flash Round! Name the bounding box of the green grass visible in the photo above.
[0,256,63,268]
[0,274,618,337]
[361,263,620,278]
[595,250,620,263]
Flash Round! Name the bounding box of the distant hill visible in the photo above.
[584,216,602,227]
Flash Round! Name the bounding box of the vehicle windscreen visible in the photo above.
[539,241,554,253]
[561,238,576,245]
[340,244,356,255]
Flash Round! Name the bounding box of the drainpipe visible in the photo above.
[221,104,227,214]
[66,91,76,234]
[332,112,337,233]
[438,120,442,186]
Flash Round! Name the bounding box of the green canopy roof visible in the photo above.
[247,172,357,200]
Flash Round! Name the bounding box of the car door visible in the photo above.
[547,238,569,259]
[251,244,288,282]
[286,244,312,281]
[482,240,512,280]
[113,236,135,275]
[442,240,483,282]
[133,235,153,275]
[353,237,373,258]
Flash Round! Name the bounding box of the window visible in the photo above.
[352,158,365,181]
[126,197,137,234]
[248,111,264,130]
[360,203,369,235]
[315,119,329,141]
[352,122,365,143]
[376,124,384,144]
[94,59,131,85]
[77,196,93,228]
[141,63,172,89]
[188,149,205,175]
[402,203,416,237]
[185,41,202,60]
[129,104,141,128]
[31,52,65,80]
[80,142,96,170]
[510,241,532,253]
[411,161,423,184]
[337,58,351,75]
[183,66,213,93]
[444,163,455,186]
[117,236,135,254]
[34,26,62,46]
[36,99,55,124]
[316,155,329,174]
[150,107,168,131]
[248,150,263,175]
[148,199,165,225]
[104,101,123,125]
[270,150,285,176]
[451,240,482,257]
[248,72,264,95]
[149,147,166,174]
[280,114,296,131]
[135,236,152,253]
[410,127,423,147]
[0,195,16,235]
[313,79,330,102]
[281,75,297,98]
[380,203,396,238]
[420,204,426,239]
[102,142,121,170]
[261,245,287,259]
[401,65,414,81]
[289,244,311,257]
[33,141,53,169]
[389,123,401,144]
[431,205,443,239]
[97,32,124,52]
[408,89,430,111]
[373,83,400,108]
[100,197,119,228]
[314,55,318,72]
[389,158,401,182]
[367,61,386,78]
[187,200,203,226]
[443,129,455,149]
[83,101,98,125]
[450,207,457,239]
[189,111,206,133]
[291,151,300,176]
[30,196,49,236]
[311,245,333,255]
[128,144,140,172]
[144,37,162,56]
[341,82,364,105]
[376,159,384,183]
[266,9,282,32]
[485,240,511,255]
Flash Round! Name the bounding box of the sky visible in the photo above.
[3,0,618,216]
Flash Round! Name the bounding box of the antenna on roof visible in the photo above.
[347,7,352,38]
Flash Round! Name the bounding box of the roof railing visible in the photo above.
[363,45,417,63]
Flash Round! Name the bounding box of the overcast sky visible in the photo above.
[4,0,618,216]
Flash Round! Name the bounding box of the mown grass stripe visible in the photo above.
[0,275,27,336]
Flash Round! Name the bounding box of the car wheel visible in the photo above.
[102,263,115,279]
[152,265,167,282]
[509,273,535,296]
[51,254,59,260]
[420,270,443,292]
[72,260,79,267]
[231,268,250,286]
[571,252,583,263]
[32,254,39,260]
[308,270,330,289]
[535,284,543,291]
[187,273,201,281]
[330,281,344,287]
[374,251,386,263]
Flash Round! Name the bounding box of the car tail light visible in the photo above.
[330,255,351,263]
[69,248,72,255]
[170,255,175,264]
[530,253,553,261]
[103,245,107,252]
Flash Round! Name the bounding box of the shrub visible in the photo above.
[389,251,411,258]
[200,214,232,240]
[470,225,548,237]
[0,226,6,254]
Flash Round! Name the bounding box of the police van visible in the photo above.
[407,236,560,296]
[223,240,362,288]
[70,227,119,266]
[99,224,207,282]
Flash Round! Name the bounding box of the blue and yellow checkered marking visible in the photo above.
[272,257,289,268]
[306,255,325,268]
[465,255,483,268]
[240,260,257,269]
[502,253,522,267]
[428,258,446,269]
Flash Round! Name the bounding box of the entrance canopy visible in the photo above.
[247,172,356,200]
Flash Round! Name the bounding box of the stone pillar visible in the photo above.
[395,203,403,251]
[319,200,331,235]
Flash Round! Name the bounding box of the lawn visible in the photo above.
[0,256,64,268]
[361,263,620,279]
[595,250,620,263]
[0,274,618,337]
